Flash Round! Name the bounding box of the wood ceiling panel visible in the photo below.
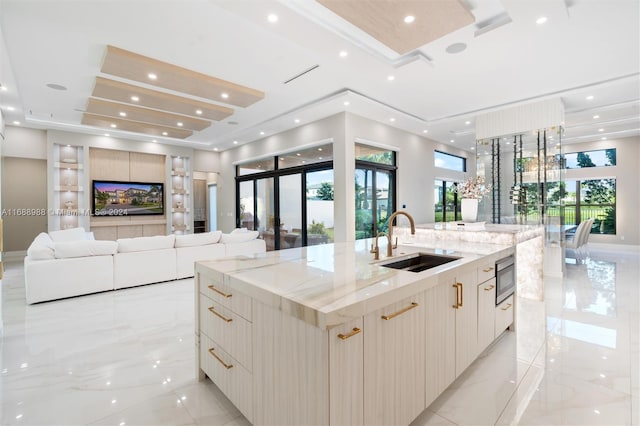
[101,45,265,108]
[85,98,211,131]
[92,77,233,121]
[81,113,193,139]
[317,0,474,54]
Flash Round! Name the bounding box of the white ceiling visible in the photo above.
[0,0,638,153]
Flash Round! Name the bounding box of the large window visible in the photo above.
[563,149,616,169]
[355,145,396,239]
[562,179,616,234]
[236,144,333,251]
[434,180,460,222]
[434,151,466,172]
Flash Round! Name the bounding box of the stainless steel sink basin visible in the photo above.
[380,253,461,273]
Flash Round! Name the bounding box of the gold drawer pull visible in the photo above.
[381,302,418,320]
[337,327,362,340]
[452,283,463,308]
[484,285,496,291]
[208,348,233,369]
[501,303,513,311]
[208,284,232,298]
[208,306,232,323]
[483,267,494,272]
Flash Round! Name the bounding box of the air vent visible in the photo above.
[284,65,320,84]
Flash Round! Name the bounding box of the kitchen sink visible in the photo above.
[380,253,461,273]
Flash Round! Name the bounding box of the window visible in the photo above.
[563,149,616,169]
[434,180,460,222]
[562,179,616,234]
[355,145,396,239]
[236,145,333,251]
[434,151,466,172]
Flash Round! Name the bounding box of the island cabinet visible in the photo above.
[424,268,479,406]
[363,293,426,426]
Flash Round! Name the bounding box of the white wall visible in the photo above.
[3,126,47,159]
[563,135,640,245]
[193,149,220,173]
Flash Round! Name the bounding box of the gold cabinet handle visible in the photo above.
[208,284,232,298]
[381,302,418,320]
[458,283,463,307]
[337,327,362,340]
[501,303,513,311]
[452,283,460,309]
[208,348,233,369]
[483,267,495,272]
[484,285,496,291]
[208,306,232,323]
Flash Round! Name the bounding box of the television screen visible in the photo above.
[92,180,164,216]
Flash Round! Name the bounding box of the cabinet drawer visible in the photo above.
[477,262,496,284]
[200,333,253,423]
[198,272,252,321]
[495,295,514,336]
[200,294,252,372]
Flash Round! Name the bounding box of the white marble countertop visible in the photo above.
[393,223,544,246]
[196,238,513,330]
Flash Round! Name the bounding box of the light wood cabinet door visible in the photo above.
[453,268,479,377]
[329,318,364,426]
[425,282,456,407]
[477,278,497,354]
[364,293,426,426]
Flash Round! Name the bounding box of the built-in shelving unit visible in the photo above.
[53,143,86,230]
[171,156,191,234]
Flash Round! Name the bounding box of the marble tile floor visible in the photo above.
[1,244,638,425]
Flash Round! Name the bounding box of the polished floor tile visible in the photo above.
[2,244,638,425]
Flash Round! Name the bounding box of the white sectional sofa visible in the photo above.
[24,228,266,304]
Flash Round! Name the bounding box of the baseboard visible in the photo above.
[588,243,640,253]
[3,250,27,262]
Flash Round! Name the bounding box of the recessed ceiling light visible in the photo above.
[66,144,71,147]
[152,139,157,143]
[162,131,168,136]
[423,130,428,133]
[177,122,183,127]
[339,50,348,58]
[233,140,238,144]
[465,121,471,125]
[221,93,229,99]
[104,133,110,137]
[389,118,396,122]
[148,73,157,80]
[294,118,300,123]
[110,124,117,128]
[131,95,139,102]
[387,75,395,81]
[46,83,67,91]
[267,13,278,23]
[0,86,7,91]
[12,120,20,125]
[318,147,323,151]
[344,101,350,106]
[450,139,455,143]
[404,15,415,24]
[214,147,219,151]
[598,128,604,132]
[506,141,511,145]
[260,131,265,135]
[601,137,607,140]
[445,43,467,54]
[195,109,203,115]
[593,115,600,119]
[7,106,15,111]
[302,161,306,164]
[586,95,594,100]
[296,153,301,156]
[536,16,548,25]
[471,147,475,150]
[318,156,323,160]
[119,112,127,117]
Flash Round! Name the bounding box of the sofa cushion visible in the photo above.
[221,230,259,244]
[230,228,249,234]
[54,240,118,259]
[26,233,55,260]
[117,235,176,253]
[174,231,222,248]
[49,227,88,242]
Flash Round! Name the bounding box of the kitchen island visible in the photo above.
[195,236,526,425]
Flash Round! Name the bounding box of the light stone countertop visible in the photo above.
[196,237,514,330]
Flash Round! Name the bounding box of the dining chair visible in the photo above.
[565,219,589,263]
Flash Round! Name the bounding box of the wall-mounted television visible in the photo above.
[92,180,164,216]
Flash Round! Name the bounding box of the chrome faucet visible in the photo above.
[370,231,392,260]
[387,211,416,252]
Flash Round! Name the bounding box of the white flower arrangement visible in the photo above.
[454,176,492,199]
